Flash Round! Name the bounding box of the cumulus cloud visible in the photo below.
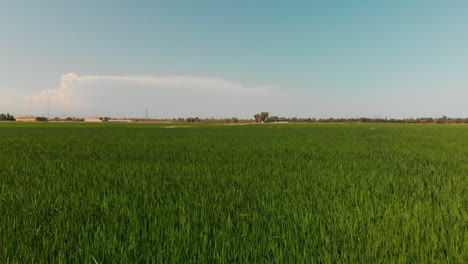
[6,73,467,118]
[24,73,293,118]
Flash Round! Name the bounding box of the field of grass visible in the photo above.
[1,122,468,263]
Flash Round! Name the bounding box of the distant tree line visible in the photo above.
[186,117,200,123]
[225,117,238,123]
[0,113,15,121]
[170,115,468,124]
[2,112,468,124]
[0,114,85,122]
[248,112,468,124]
[35,116,48,122]
[53,117,85,121]
[258,115,468,124]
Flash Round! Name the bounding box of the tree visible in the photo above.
[254,112,269,123]
[265,116,279,123]
[0,113,15,121]
[36,116,48,122]
[435,116,448,124]
[225,117,239,123]
[186,117,199,122]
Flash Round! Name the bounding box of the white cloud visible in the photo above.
[10,73,467,119]
[24,73,290,118]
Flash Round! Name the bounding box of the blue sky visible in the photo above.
[1,0,468,118]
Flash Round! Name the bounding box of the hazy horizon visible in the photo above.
[2,1,468,119]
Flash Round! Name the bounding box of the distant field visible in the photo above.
[1,123,468,263]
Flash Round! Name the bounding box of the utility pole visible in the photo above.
[145,107,148,120]
[47,100,50,119]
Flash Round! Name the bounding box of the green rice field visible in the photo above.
[1,122,468,263]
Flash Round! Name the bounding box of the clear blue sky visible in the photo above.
[1,0,468,118]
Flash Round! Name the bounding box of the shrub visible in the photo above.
[35,116,48,122]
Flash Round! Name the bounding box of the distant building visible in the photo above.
[15,116,37,122]
[85,117,109,122]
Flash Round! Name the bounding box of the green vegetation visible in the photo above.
[1,123,468,263]
[0,113,15,121]
[225,117,239,123]
[35,116,48,122]
[254,112,269,123]
[262,116,468,124]
[186,117,200,122]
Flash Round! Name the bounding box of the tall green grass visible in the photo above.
[1,123,468,263]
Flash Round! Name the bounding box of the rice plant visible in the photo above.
[1,123,468,263]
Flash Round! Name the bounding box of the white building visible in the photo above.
[15,116,37,122]
[84,117,109,122]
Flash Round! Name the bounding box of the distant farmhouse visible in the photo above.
[85,117,110,122]
[15,116,37,122]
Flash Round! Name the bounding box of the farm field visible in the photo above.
[1,122,468,263]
